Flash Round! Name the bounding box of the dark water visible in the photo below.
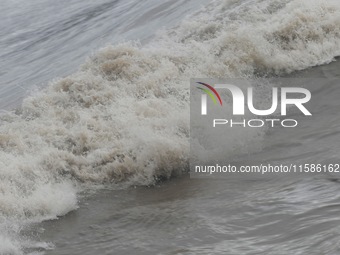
[0,0,208,109]
[39,61,340,255]
[41,174,340,255]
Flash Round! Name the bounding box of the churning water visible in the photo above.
[1,0,340,254]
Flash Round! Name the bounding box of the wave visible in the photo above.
[1,0,340,253]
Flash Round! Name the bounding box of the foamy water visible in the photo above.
[1,0,340,254]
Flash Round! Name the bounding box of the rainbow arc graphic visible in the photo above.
[196,82,223,106]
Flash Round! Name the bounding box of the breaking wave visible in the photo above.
[1,0,340,253]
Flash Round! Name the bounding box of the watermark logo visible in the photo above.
[194,80,312,128]
[196,82,223,115]
[197,82,312,117]
[189,78,337,179]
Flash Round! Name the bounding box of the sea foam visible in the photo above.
[1,0,340,253]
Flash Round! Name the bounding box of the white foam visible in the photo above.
[0,235,22,255]
[1,0,340,253]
